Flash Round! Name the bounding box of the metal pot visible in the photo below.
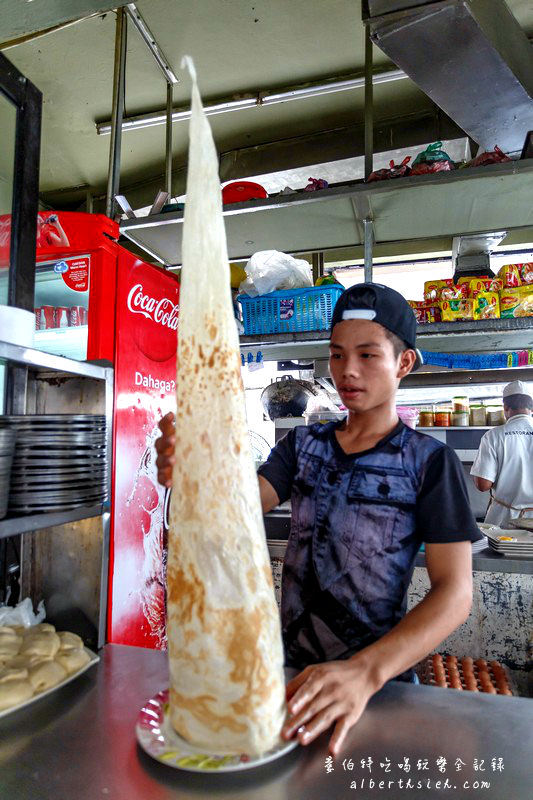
[260,376,322,420]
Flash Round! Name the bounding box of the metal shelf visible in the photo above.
[240,317,533,360]
[120,159,533,264]
[0,505,106,539]
[0,340,110,380]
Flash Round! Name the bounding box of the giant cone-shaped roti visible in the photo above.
[167,58,286,756]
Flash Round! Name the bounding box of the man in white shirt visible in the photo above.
[471,380,533,527]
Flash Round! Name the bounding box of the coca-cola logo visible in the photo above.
[127,283,179,331]
[126,274,179,363]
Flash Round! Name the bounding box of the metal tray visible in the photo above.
[0,646,99,720]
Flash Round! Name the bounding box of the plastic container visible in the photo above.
[487,407,505,426]
[452,396,469,413]
[396,407,420,429]
[470,405,487,426]
[452,411,470,427]
[305,411,346,426]
[435,406,452,427]
[238,285,343,335]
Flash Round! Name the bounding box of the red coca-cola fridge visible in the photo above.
[1,211,179,649]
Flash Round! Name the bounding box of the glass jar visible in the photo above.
[418,406,435,427]
[470,405,487,426]
[434,405,452,427]
[452,395,469,413]
[452,411,470,427]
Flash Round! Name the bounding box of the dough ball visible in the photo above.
[35,623,56,633]
[0,636,22,662]
[0,666,29,683]
[20,631,60,658]
[55,648,91,675]
[9,625,26,635]
[28,660,67,693]
[57,632,83,652]
[0,626,19,637]
[7,653,48,670]
[0,680,33,711]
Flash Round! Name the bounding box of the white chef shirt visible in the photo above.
[471,413,533,526]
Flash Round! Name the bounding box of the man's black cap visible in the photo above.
[330,282,423,371]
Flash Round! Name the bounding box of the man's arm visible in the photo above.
[258,475,280,514]
[473,476,493,492]
[282,541,473,756]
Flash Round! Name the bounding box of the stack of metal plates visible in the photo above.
[0,427,16,519]
[486,527,533,557]
[1,415,108,515]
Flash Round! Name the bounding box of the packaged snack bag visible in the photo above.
[411,305,441,324]
[514,286,533,318]
[500,287,523,317]
[519,263,533,285]
[424,279,454,301]
[440,298,474,322]
[440,284,464,301]
[473,291,500,320]
[497,263,521,288]
[469,277,503,297]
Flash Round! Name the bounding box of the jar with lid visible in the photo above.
[470,404,487,426]
[452,396,469,413]
[434,405,452,427]
[486,406,505,426]
[452,411,470,427]
[418,405,435,427]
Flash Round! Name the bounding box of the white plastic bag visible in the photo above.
[0,597,46,628]
[239,250,313,297]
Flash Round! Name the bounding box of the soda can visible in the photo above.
[40,306,56,329]
[55,306,69,328]
[69,306,82,326]
[34,308,42,330]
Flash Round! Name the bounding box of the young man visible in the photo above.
[471,380,533,526]
[156,283,482,757]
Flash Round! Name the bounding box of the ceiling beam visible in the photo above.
[0,1,130,47]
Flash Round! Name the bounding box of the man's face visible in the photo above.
[328,319,414,413]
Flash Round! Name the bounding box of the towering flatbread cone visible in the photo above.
[167,57,286,756]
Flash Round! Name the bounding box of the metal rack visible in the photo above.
[0,340,113,645]
[119,159,533,265]
[239,317,533,362]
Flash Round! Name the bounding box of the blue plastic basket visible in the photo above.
[238,285,343,335]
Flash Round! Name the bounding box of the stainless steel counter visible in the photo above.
[1,644,532,799]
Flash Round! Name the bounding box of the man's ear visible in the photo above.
[397,349,416,379]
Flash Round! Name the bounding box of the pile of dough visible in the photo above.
[0,622,92,712]
[167,59,286,757]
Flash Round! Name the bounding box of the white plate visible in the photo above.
[136,689,299,772]
[0,647,99,720]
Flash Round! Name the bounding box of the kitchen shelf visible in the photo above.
[240,317,533,360]
[0,339,110,380]
[120,159,533,265]
[0,505,107,540]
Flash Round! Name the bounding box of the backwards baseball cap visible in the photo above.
[503,380,532,399]
[330,282,423,371]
